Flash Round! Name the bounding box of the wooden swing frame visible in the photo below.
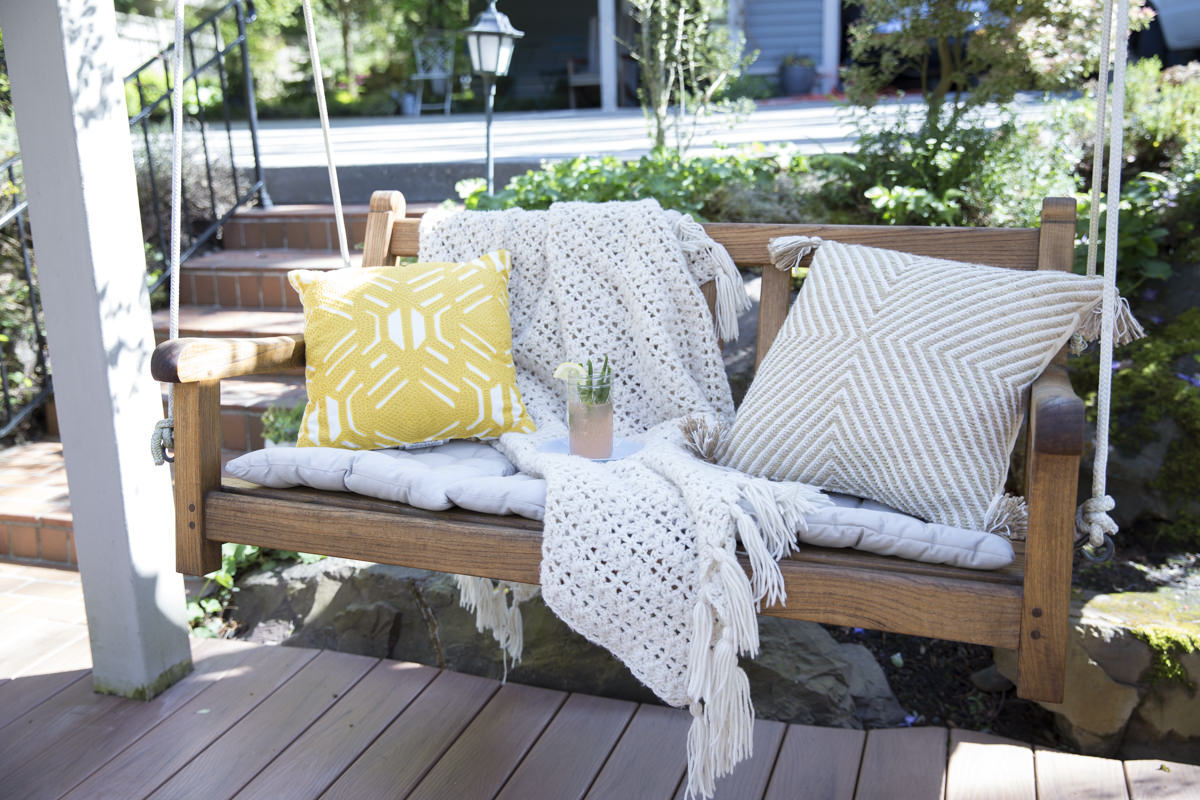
[152,190,1084,704]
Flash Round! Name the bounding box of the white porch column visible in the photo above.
[598,0,618,111]
[821,0,842,94]
[0,0,192,697]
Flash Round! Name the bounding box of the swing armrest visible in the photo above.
[1028,363,1084,456]
[152,335,306,383]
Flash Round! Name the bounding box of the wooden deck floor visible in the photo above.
[2,634,1198,800]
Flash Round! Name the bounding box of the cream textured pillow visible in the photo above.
[722,241,1107,532]
[289,250,535,449]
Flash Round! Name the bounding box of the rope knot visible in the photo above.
[151,418,175,465]
[1075,494,1118,549]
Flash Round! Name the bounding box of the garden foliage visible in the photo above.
[628,0,756,152]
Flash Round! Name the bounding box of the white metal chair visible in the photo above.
[412,33,456,115]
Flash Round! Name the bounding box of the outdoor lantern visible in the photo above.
[463,1,524,194]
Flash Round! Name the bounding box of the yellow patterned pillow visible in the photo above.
[288,250,535,449]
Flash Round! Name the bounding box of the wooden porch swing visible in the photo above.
[152,189,1084,704]
[149,0,1142,713]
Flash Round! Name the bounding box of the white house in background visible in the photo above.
[499,0,841,110]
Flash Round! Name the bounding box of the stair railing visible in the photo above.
[127,0,271,295]
[0,0,270,441]
[0,154,51,441]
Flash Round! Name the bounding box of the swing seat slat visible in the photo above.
[152,191,1083,704]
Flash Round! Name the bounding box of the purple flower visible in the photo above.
[1142,288,1159,301]
[903,713,919,727]
[1176,372,1200,388]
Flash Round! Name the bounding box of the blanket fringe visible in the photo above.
[671,212,751,343]
[984,494,1029,541]
[767,235,823,273]
[730,474,829,609]
[683,472,828,800]
[1071,294,1145,354]
[455,576,538,677]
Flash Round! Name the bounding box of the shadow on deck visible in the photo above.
[1,633,1196,800]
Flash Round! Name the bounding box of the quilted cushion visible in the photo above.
[225,440,516,511]
[722,240,1107,531]
[289,250,535,450]
[225,444,1012,568]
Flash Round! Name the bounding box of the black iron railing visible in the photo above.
[1,0,269,439]
[127,0,270,294]
[0,154,51,440]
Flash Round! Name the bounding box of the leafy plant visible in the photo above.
[628,0,757,153]
[261,401,305,445]
[460,147,795,220]
[780,53,815,68]
[576,357,612,405]
[1070,309,1200,551]
[187,543,324,637]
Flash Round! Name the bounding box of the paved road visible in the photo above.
[232,93,1051,170]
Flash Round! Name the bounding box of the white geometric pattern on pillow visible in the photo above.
[722,241,1105,530]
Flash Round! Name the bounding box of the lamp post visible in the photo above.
[463,1,524,195]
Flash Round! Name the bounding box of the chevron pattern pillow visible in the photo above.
[289,250,535,450]
[722,241,1106,532]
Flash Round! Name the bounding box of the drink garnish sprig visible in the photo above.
[554,356,611,405]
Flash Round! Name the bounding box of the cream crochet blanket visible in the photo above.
[419,201,829,798]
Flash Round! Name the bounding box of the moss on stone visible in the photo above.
[1132,625,1199,692]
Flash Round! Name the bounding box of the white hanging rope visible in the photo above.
[1084,0,1115,280]
[151,0,189,465]
[1075,0,1130,555]
[300,0,352,269]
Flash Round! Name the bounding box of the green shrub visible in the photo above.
[1061,59,1200,289]
[808,105,1075,228]
[461,148,798,221]
[1070,309,1200,552]
[187,543,324,637]
[261,401,304,445]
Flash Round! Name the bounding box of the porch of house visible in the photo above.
[3,562,1194,800]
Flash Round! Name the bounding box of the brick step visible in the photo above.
[222,201,438,251]
[179,249,357,310]
[0,439,254,567]
[153,305,304,339]
[201,376,306,452]
[160,376,306,451]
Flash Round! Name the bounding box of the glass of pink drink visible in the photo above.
[567,374,613,459]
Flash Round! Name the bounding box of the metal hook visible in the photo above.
[1079,533,1115,563]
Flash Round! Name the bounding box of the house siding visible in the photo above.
[743,0,825,75]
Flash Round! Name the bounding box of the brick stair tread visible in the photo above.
[153,306,304,338]
[161,375,306,412]
[182,249,362,272]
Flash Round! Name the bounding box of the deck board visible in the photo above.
[497,692,637,800]
[764,724,865,800]
[586,703,691,799]
[320,668,499,799]
[61,644,317,800]
[946,729,1036,800]
[1035,748,1129,800]
[1124,758,1200,799]
[1,633,1196,800]
[408,682,567,799]
[0,639,260,800]
[0,667,88,729]
[234,659,439,800]
[855,727,949,800]
[147,649,378,800]
[673,717,788,800]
